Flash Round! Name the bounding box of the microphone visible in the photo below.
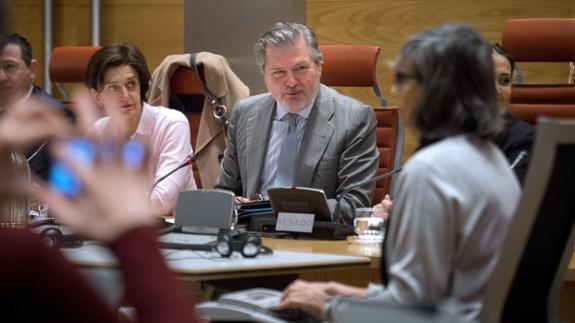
[510,151,528,170]
[334,168,402,226]
[151,153,196,190]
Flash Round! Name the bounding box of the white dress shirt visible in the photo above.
[259,101,314,196]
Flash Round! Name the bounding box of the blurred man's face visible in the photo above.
[263,37,321,113]
[0,44,37,109]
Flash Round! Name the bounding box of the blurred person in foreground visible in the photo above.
[374,43,534,219]
[0,96,196,322]
[277,23,521,323]
[85,43,196,216]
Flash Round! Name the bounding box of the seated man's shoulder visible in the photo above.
[31,85,70,115]
[232,92,274,119]
[236,92,273,109]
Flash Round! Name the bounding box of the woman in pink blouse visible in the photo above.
[85,43,196,216]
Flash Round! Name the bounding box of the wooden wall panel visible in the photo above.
[7,1,45,83]
[7,0,183,96]
[99,0,183,71]
[308,0,575,160]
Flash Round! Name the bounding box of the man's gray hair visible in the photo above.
[254,22,323,73]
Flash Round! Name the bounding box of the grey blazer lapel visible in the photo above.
[245,97,275,195]
[296,86,335,187]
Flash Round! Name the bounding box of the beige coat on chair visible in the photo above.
[149,53,250,189]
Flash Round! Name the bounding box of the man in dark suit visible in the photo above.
[0,32,71,180]
[216,22,379,224]
[496,112,534,185]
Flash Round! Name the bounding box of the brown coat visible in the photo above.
[149,53,249,188]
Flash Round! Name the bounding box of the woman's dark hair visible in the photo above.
[85,42,150,103]
[492,43,516,74]
[397,23,502,146]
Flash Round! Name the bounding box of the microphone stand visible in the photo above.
[151,153,197,191]
[334,168,402,226]
[510,151,528,170]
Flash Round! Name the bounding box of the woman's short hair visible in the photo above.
[398,23,502,146]
[85,42,150,103]
[254,22,323,74]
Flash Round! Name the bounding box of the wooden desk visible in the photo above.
[62,238,378,302]
[65,237,575,321]
[262,237,383,285]
[63,240,372,282]
[264,239,575,323]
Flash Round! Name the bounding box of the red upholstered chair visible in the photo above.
[502,18,575,125]
[170,66,205,188]
[320,45,388,107]
[372,107,401,205]
[49,46,100,110]
[319,45,403,204]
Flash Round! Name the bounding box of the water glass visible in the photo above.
[354,207,385,242]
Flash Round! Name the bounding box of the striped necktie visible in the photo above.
[273,113,299,187]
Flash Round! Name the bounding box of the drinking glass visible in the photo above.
[353,207,385,242]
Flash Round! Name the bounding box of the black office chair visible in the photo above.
[479,117,575,323]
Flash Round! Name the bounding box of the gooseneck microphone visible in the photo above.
[334,168,402,226]
[510,151,528,170]
[151,153,196,190]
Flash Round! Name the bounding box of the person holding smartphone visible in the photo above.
[0,98,197,322]
[85,43,196,216]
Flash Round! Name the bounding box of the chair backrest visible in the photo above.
[170,66,205,188]
[372,107,401,205]
[319,45,387,107]
[479,118,575,323]
[319,45,403,200]
[49,46,100,103]
[501,18,575,125]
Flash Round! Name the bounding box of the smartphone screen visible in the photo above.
[49,138,96,197]
[123,140,145,168]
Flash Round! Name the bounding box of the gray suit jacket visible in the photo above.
[216,84,379,224]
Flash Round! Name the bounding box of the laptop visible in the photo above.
[159,189,235,251]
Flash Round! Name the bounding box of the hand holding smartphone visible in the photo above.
[49,138,96,197]
[49,138,145,197]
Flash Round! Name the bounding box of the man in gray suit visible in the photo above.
[216,22,378,225]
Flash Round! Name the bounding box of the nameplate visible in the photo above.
[275,212,315,233]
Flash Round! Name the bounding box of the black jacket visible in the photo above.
[496,112,535,186]
[25,85,73,181]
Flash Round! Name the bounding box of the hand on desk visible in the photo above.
[277,279,368,320]
[234,193,265,204]
[235,196,251,204]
